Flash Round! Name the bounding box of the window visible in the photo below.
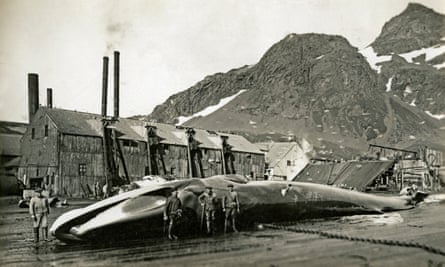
[44,125,48,137]
[79,164,87,176]
[287,160,291,166]
[31,128,35,139]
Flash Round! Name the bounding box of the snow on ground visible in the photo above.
[425,111,445,120]
[316,55,324,60]
[176,90,247,125]
[385,76,393,92]
[358,46,391,73]
[410,99,416,106]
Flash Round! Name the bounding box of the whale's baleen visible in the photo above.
[50,175,421,243]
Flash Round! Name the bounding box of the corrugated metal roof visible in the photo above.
[333,161,394,190]
[0,133,22,156]
[293,160,394,190]
[292,163,340,184]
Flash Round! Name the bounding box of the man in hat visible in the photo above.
[29,187,50,242]
[163,190,182,240]
[199,186,217,234]
[222,184,240,233]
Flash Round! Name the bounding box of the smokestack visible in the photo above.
[28,73,39,122]
[47,88,53,108]
[101,56,109,117]
[113,51,120,118]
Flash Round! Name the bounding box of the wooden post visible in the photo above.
[400,160,404,191]
[186,128,194,178]
[102,120,111,194]
[221,135,227,175]
[145,124,153,176]
[114,130,130,184]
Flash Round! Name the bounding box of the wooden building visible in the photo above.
[19,107,264,197]
[0,121,27,195]
[256,140,311,181]
[0,121,27,175]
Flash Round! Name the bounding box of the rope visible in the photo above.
[262,222,445,256]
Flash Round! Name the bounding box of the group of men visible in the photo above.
[163,184,240,240]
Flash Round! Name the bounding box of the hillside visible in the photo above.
[371,3,445,55]
[362,3,445,117]
[146,4,445,159]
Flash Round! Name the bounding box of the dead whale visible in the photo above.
[50,175,422,243]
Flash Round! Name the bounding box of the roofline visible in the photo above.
[38,107,264,153]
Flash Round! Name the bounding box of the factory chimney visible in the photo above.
[113,51,120,118]
[101,56,109,117]
[47,88,53,108]
[28,73,39,122]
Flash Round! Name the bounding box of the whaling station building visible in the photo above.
[19,54,264,197]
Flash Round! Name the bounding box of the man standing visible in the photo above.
[199,186,217,234]
[102,183,108,199]
[163,190,182,240]
[222,184,240,233]
[29,187,50,243]
[94,181,101,200]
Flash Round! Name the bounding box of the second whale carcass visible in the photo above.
[50,175,421,243]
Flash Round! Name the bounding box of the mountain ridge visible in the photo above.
[144,3,445,159]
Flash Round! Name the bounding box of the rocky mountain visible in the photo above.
[146,3,445,159]
[371,3,445,55]
[362,3,445,116]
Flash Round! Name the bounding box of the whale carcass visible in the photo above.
[50,175,421,243]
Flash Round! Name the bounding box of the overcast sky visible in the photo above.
[1,0,444,123]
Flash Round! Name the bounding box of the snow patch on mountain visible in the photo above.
[386,76,393,92]
[425,111,445,120]
[176,90,247,125]
[358,46,391,73]
[360,45,445,71]
[433,62,445,69]
[404,86,413,97]
[398,44,445,65]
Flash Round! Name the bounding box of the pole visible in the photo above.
[221,136,227,175]
[186,129,194,178]
[101,57,109,117]
[145,124,153,175]
[102,120,110,195]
